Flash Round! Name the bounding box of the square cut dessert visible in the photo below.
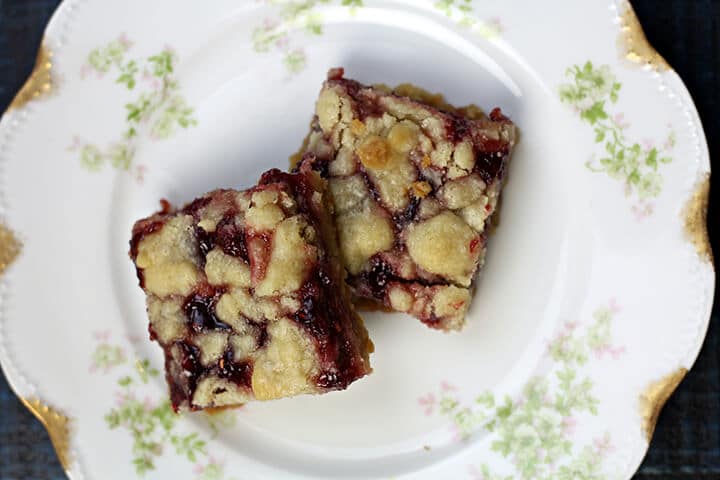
[129,168,372,411]
[294,68,517,331]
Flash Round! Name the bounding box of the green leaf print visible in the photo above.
[253,1,497,73]
[433,1,503,40]
[116,60,139,89]
[252,1,368,74]
[171,432,207,462]
[87,37,130,73]
[559,62,675,204]
[92,334,237,478]
[74,36,197,177]
[421,302,624,479]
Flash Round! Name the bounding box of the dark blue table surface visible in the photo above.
[0,1,718,479]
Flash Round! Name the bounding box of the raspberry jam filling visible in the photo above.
[295,69,517,330]
[131,169,371,410]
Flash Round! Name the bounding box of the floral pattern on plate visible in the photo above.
[252,0,502,73]
[90,333,238,478]
[420,302,625,479]
[69,35,197,182]
[559,62,675,216]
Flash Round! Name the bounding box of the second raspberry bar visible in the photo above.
[296,68,517,331]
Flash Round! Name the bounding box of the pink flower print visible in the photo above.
[80,64,92,79]
[93,330,111,342]
[612,113,630,129]
[592,344,626,360]
[134,165,147,185]
[593,434,614,457]
[141,70,161,90]
[593,345,612,359]
[556,321,578,338]
[143,396,155,412]
[562,416,577,435]
[641,138,654,152]
[193,463,205,475]
[468,465,484,480]
[263,17,280,30]
[440,381,456,392]
[489,17,504,32]
[418,393,436,416]
[276,34,290,49]
[67,136,83,152]
[448,423,464,443]
[608,298,621,313]
[632,201,654,221]
[115,390,134,407]
[126,333,143,344]
[118,33,133,49]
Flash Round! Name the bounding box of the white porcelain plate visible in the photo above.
[0,1,713,479]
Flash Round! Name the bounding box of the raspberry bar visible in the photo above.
[130,169,372,411]
[295,69,517,331]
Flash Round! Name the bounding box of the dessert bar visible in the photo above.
[296,69,517,331]
[130,168,372,410]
